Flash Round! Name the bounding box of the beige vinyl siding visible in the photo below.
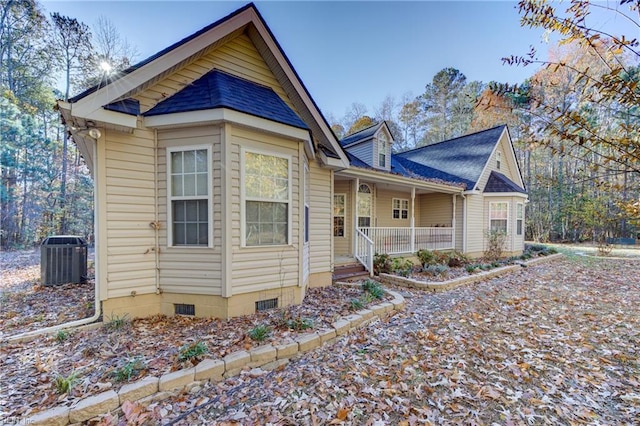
[418,193,453,227]
[103,127,157,298]
[309,159,332,274]
[229,126,301,294]
[135,33,298,114]
[376,188,412,227]
[477,132,521,191]
[157,126,223,295]
[333,181,352,256]
[465,194,485,255]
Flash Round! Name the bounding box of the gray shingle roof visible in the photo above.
[396,125,506,189]
[340,122,384,147]
[484,170,526,193]
[143,69,308,130]
[103,98,140,115]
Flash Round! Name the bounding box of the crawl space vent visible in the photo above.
[255,298,278,312]
[174,304,195,316]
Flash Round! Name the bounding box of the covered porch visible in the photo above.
[333,170,464,273]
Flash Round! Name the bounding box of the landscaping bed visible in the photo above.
[374,243,559,283]
[0,278,391,421]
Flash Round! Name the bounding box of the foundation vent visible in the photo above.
[255,298,278,312]
[174,303,195,316]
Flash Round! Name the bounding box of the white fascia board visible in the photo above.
[71,12,252,118]
[250,12,349,168]
[484,192,528,198]
[318,150,348,170]
[144,108,311,142]
[341,168,464,194]
[463,190,482,196]
[82,108,138,129]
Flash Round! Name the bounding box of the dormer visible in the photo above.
[340,121,394,171]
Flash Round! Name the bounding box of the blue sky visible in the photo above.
[41,1,633,119]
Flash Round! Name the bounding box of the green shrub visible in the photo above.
[362,279,385,299]
[248,324,271,342]
[178,341,208,361]
[55,330,69,343]
[391,257,414,277]
[422,264,450,276]
[349,298,364,310]
[113,356,146,382]
[416,249,438,266]
[104,314,129,331]
[465,264,479,273]
[286,317,314,331]
[53,371,79,394]
[446,250,470,268]
[373,253,392,275]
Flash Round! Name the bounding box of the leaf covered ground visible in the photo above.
[129,255,638,425]
[1,250,639,425]
[0,250,389,421]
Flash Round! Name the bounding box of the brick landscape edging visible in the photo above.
[379,253,564,292]
[25,290,406,425]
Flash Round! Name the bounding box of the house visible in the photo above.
[57,3,527,320]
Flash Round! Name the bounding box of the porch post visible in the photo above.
[452,194,457,250]
[353,178,359,256]
[410,187,416,253]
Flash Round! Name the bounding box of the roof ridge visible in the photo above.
[70,3,258,102]
[341,121,382,139]
[398,124,506,155]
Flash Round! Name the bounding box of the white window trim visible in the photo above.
[392,198,409,220]
[378,135,387,168]
[166,144,213,248]
[516,202,524,236]
[489,201,509,233]
[240,147,293,248]
[334,193,346,238]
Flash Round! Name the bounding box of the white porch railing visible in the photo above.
[355,228,374,276]
[360,227,454,255]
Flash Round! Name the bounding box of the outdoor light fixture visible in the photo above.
[88,128,101,139]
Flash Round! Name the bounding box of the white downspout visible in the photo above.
[153,129,161,294]
[6,132,103,343]
[452,194,456,250]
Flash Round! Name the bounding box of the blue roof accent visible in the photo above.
[340,122,383,147]
[143,70,308,130]
[396,125,506,189]
[103,98,140,115]
[484,170,526,193]
[393,156,475,187]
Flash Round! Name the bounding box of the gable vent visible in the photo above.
[174,303,195,316]
[255,298,278,312]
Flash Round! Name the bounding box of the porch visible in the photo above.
[354,226,454,275]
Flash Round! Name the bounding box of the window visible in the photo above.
[334,194,345,237]
[392,198,409,219]
[168,147,211,246]
[378,134,387,168]
[490,202,508,233]
[516,203,524,236]
[243,150,290,246]
[496,151,502,170]
[358,184,372,228]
